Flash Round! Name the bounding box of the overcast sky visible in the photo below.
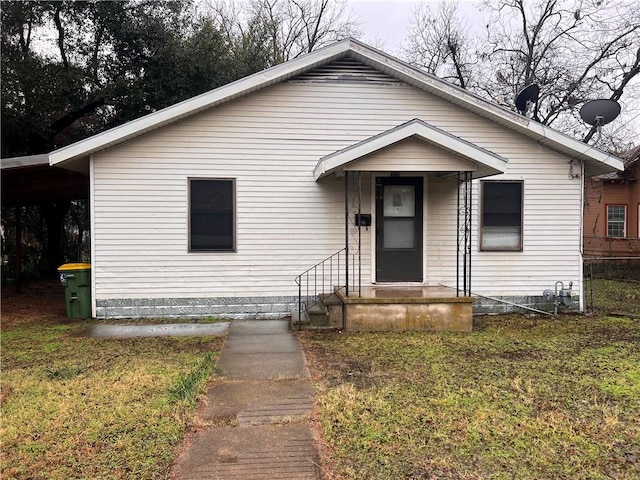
[346,0,481,55]
[346,0,418,53]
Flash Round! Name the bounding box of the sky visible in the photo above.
[346,0,419,53]
[345,0,481,55]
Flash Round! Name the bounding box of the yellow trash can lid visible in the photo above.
[58,263,92,271]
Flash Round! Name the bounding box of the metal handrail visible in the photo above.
[294,248,347,328]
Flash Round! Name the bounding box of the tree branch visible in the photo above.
[49,97,106,139]
[53,3,69,69]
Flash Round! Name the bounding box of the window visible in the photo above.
[480,181,523,251]
[189,178,235,251]
[606,205,626,238]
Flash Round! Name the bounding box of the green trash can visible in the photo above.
[58,263,92,319]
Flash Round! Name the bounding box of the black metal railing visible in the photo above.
[294,248,348,328]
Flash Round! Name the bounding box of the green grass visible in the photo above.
[1,322,224,479]
[586,278,640,315]
[301,283,640,479]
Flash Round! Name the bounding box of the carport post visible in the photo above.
[14,206,22,293]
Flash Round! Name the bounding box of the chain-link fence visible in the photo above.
[585,256,640,281]
[584,256,640,316]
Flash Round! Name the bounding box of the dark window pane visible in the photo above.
[482,182,522,227]
[190,179,235,251]
[481,181,523,251]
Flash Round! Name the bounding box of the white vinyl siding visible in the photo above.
[92,73,582,301]
[345,137,476,172]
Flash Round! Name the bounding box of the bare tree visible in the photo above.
[405,0,640,146]
[403,1,475,89]
[203,0,360,66]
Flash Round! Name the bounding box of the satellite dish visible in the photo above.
[514,84,540,115]
[579,99,621,127]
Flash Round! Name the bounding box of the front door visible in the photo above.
[375,177,423,282]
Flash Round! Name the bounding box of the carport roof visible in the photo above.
[1,155,88,206]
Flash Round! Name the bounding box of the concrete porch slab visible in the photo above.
[337,286,473,332]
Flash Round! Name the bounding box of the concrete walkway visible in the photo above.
[173,320,320,480]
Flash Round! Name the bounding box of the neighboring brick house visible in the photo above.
[584,145,640,257]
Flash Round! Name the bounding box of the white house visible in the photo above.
[48,39,623,330]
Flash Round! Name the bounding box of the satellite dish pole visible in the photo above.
[579,99,621,144]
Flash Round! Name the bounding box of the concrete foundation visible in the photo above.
[95,295,297,319]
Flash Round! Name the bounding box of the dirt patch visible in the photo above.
[299,331,376,390]
[1,281,68,328]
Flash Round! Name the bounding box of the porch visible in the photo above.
[292,119,511,332]
[338,286,473,332]
[292,285,474,333]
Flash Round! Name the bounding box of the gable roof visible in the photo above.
[49,38,623,177]
[314,119,508,180]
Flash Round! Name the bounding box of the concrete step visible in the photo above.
[291,292,346,330]
[305,302,329,327]
[290,307,331,330]
[290,310,310,327]
[306,302,327,316]
[319,291,343,306]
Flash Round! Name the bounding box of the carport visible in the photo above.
[1,154,89,292]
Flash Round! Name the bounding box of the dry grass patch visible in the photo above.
[1,321,224,479]
[302,315,640,479]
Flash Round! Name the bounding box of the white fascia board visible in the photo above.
[314,119,508,180]
[49,40,354,167]
[526,122,624,172]
[1,154,49,169]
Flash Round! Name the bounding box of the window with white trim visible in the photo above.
[480,181,523,251]
[189,178,235,251]
[606,205,626,238]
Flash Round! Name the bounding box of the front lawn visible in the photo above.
[302,308,640,478]
[0,321,223,479]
